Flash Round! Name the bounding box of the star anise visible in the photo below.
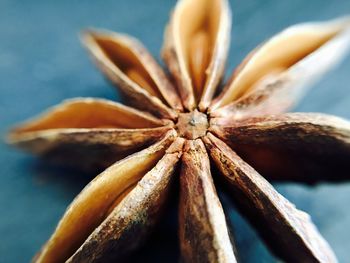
[7,0,350,262]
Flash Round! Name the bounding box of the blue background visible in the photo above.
[1,0,350,262]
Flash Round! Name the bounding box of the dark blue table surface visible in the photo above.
[1,0,350,262]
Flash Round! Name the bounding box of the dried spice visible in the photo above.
[7,0,350,262]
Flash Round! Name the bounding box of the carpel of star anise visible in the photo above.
[7,0,350,262]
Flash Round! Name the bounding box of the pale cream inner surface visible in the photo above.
[35,141,167,263]
[177,0,221,101]
[93,35,164,100]
[12,99,161,133]
[214,24,341,109]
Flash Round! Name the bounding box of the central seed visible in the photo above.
[176,110,208,139]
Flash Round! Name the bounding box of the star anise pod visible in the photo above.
[7,0,350,262]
